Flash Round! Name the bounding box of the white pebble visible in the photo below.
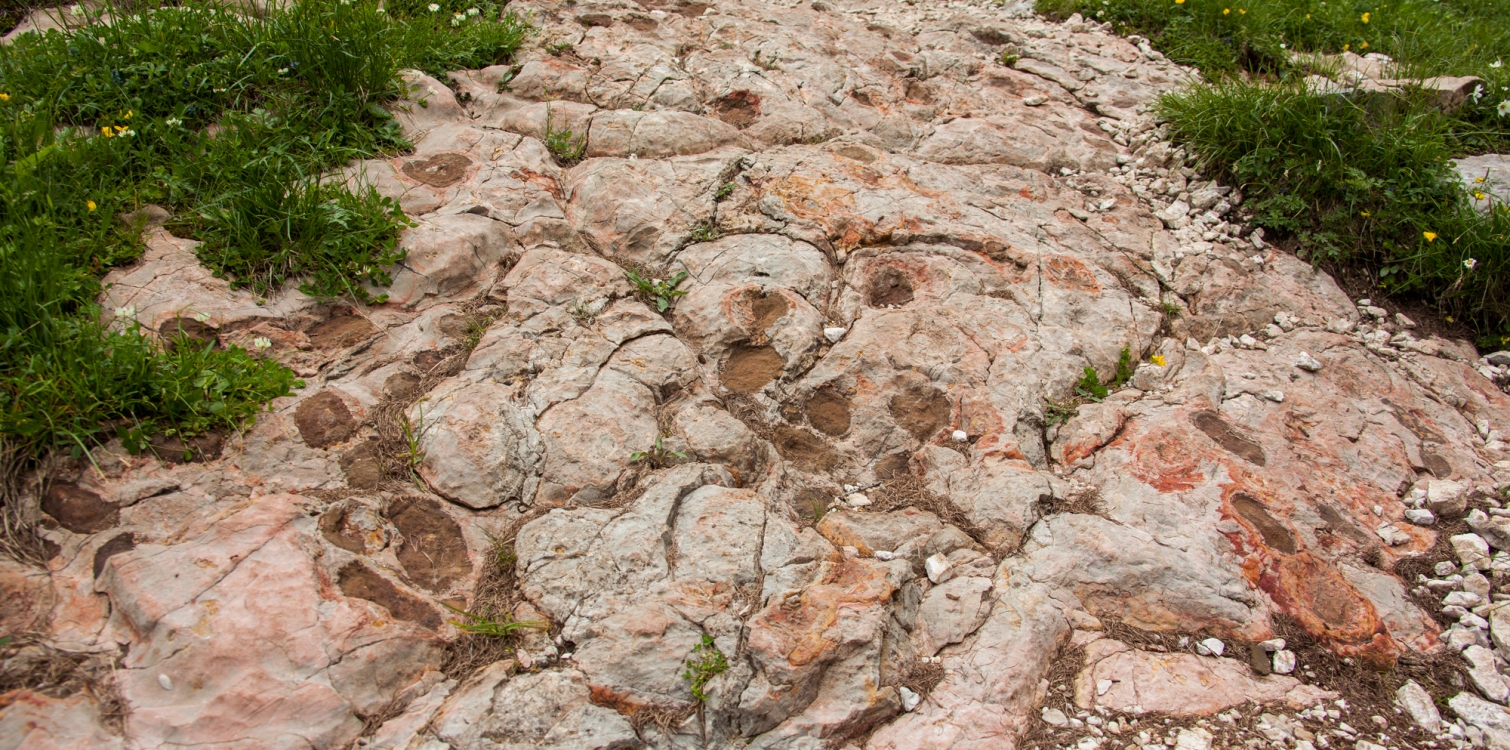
[874,550,896,560]
[952,429,968,442]
[823,326,847,343]
[158,673,174,691]
[1272,650,1297,674]
[1194,637,1225,656]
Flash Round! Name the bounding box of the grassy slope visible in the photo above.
[1039,0,1510,342]
[0,0,528,457]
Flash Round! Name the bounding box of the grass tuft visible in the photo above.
[0,0,529,461]
[1038,0,1510,340]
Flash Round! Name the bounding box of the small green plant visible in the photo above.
[1110,346,1135,389]
[682,634,729,702]
[751,50,781,71]
[1075,366,1109,403]
[542,106,586,165]
[625,269,690,312]
[687,222,722,243]
[1000,52,1020,66]
[714,182,736,201]
[630,434,687,467]
[810,495,829,523]
[441,602,545,637]
[545,41,574,56]
[1045,399,1078,427]
[397,402,426,483]
[1161,301,1182,318]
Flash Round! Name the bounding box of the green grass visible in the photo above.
[1038,0,1510,340]
[0,0,529,458]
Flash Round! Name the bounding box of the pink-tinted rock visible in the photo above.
[1071,638,1334,715]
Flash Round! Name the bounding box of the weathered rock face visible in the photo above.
[11,0,1510,749]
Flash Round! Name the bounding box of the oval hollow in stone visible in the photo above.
[869,266,914,307]
[806,388,852,436]
[722,344,785,393]
[1191,411,1266,466]
[401,153,472,188]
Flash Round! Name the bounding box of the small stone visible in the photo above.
[824,326,847,343]
[1462,645,1510,703]
[1396,313,1417,328]
[1258,638,1286,652]
[1435,561,1460,577]
[1486,351,1510,367]
[158,673,174,691]
[1262,390,1285,403]
[1023,95,1047,106]
[873,550,896,561]
[846,492,872,507]
[1453,533,1492,570]
[1175,727,1213,750]
[1429,479,1470,517]
[1294,352,1323,371]
[1396,680,1442,733]
[1194,638,1225,656]
[1097,679,1114,696]
[1272,650,1297,674]
[1444,591,1483,607]
[951,429,968,442]
[925,553,952,584]
[1405,508,1437,526]
[1356,741,1387,750]
[899,685,921,712]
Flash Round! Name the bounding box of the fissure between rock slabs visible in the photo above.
[7,0,1510,748]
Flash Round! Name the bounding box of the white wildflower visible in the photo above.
[451,13,463,25]
[1494,59,1504,68]
[193,312,212,323]
[427,2,439,10]
[113,305,136,319]
[1465,258,1479,270]
[165,116,182,127]
[1471,84,1486,103]
[1499,100,1510,117]
[467,6,479,14]
[252,337,272,350]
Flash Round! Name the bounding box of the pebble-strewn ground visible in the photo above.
[6,1,1510,749]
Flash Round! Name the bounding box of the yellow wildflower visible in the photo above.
[1361,11,1369,22]
[1239,8,1246,13]
[1360,41,1369,49]
[1175,0,1184,4]
[1360,210,1370,216]
[86,200,96,212]
[0,93,10,101]
[1343,44,1350,51]
[1476,191,1487,200]
[1423,231,1438,242]
[1223,7,1230,13]
[1306,13,1311,18]
[1150,355,1167,367]
[123,109,132,119]
[101,126,113,137]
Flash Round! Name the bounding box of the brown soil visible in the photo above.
[0,635,126,733]
[382,371,424,402]
[157,317,218,350]
[1231,493,1297,554]
[149,431,223,464]
[1331,263,1480,351]
[339,440,385,491]
[386,496,472,594]
[401,153,472,188]
[92,532,135,578]
[832,144,877,164]
[337,561,442,630]
[306,315,378,350]
[624,13,659,31]
[712,91,761,129]
[773,425,839,472]
[318,503,369,554]
[869,266,914,307]
[1191,411,1266,466]
[805,388,852,436]
[40,483,118,535]
[890,384,950,443]
[721,344,786,393]
[294,391,358,449]
[748,290,789,338]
